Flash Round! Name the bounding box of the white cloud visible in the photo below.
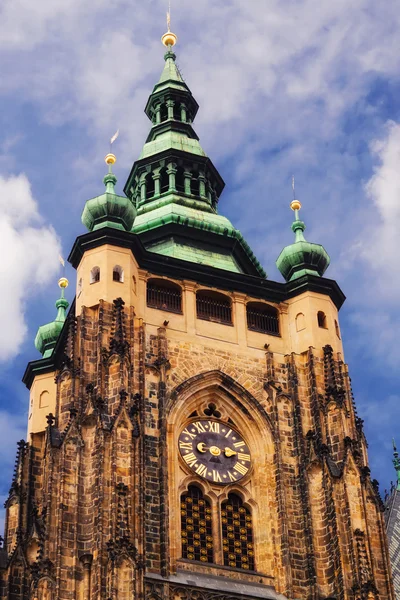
[364,121,400,289]
[0,174,61,361]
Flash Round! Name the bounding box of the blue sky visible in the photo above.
[0,0,400,530]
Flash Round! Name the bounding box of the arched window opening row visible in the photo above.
[150,99,193,126]
[181,486,255,570]
[136,165,218,208]
[146,279,280,335]
[89,266,124,285]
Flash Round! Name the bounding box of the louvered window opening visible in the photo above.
[246,307,279,335]
[222,494,255,570]
[196,294,232,324]
[147,282,182,313]
[181,487,214,563]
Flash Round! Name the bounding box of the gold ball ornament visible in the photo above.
[161,31,177,47]
[290,199,302,211]
[105,153,116,166]
[58,277,69,289]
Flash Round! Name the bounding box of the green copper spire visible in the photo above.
[276,197,330,282]
[393,440,400,491]
[82,153,136,232]
[35,278,69,358]
[122,30,266,278]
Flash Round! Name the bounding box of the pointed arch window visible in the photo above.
[181,486,213,563]
[221,493,254,570]
[113,265,124,283]
[90,266,100,284]
[317,311,328,329]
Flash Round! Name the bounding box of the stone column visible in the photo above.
[167,162,177,193]
[184,171,192,195]
[198,172,207,199]
[79,554,93,600]
[139,175,147,203]
[233,292,248,347]
[155,104,161,124]
[180,103,187,122]
[166,99,174,119]
[183,280,197,336]
[153,169,161,198]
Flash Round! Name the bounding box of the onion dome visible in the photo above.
[35,278,69,358]
[276,199,330,282]
[82,153,136,232]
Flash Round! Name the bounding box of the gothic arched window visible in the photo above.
[181,486,213,563]
[113,265,124,283]
[221,493,255,570]
[90,266,100,284]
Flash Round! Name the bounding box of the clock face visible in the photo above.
[178,419,251,484]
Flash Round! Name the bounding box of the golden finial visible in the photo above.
[290,199,302,211]
[290,175,301,211]
[105,153,116,166]
[58,277,69,289]
[162,0,177,47]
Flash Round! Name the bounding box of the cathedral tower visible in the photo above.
[0,23,394,600]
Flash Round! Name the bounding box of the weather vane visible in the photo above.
[292,175,296,200]
[162,0,177,47]
[167,0,171,32]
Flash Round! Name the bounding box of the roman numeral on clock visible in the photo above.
[179,441,193,450]
[238,453,250,462]
[195,464,208,477]
[208,421,220,433]
[233,440,245,448]
[234,462,248,476]
[227,471,237,481]
[193,422,206,433]
[212,470,222,482]
[182,428,197,440]
[183,453,197,467]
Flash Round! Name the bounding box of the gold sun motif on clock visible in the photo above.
[178,419,251,484]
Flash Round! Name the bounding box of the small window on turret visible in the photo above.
[113,266,124,283]
[317,311,328,329]
[90,267,100,284]
[335,319,341,339]
[77,278,83,297]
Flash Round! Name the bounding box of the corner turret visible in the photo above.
[34,277,69,358]
[82,153,136,232]
[276,197,330,282]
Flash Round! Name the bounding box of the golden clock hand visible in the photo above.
[224,447,237,457]
[197,442,208,453]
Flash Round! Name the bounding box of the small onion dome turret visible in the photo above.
[35,277,69,358]
[82,153,136,232]
[276,199,330,282]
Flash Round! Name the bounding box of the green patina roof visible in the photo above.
[132,202,265,276]
[122,45,266,278]
[276,208,330,282]
[139,130,207,160]
[82,168,136,232]
[35,287,69,358]
[155,50,187,92]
